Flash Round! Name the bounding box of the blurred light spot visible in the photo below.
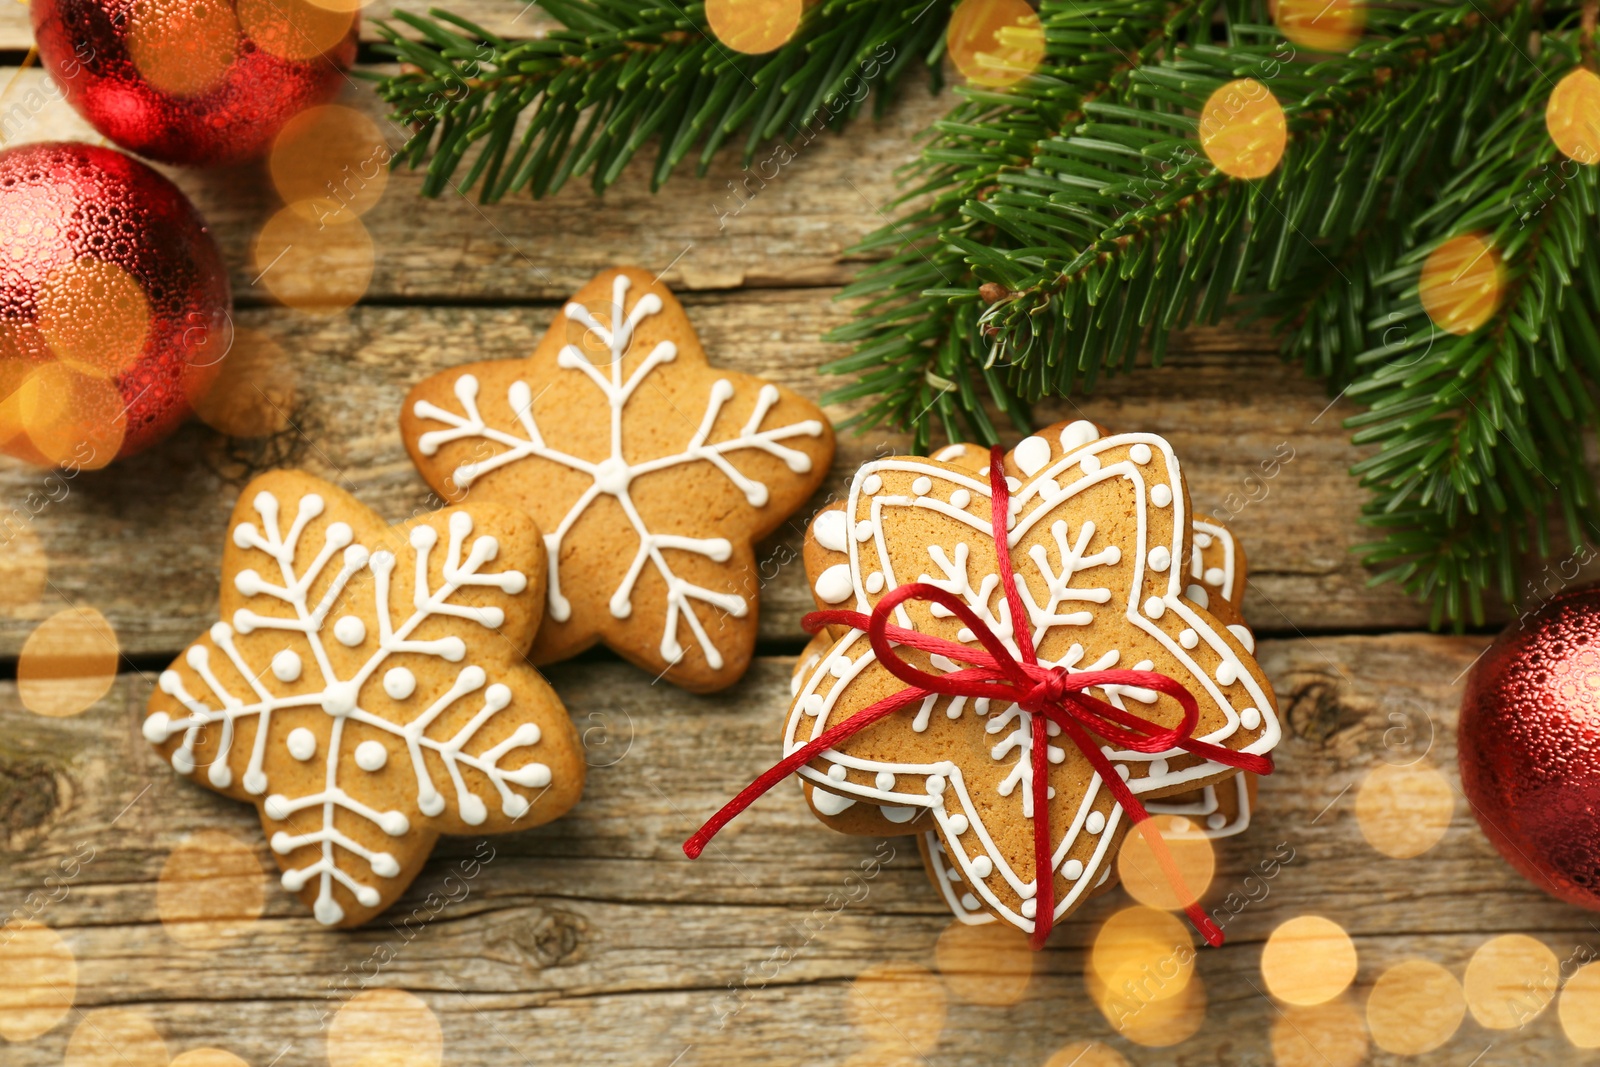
[328,989,443,1067]
[13,363,126,468]
[1269,995,1367,1067]
[270,106,391,224]
[18,607,119,717]
[1547,68,1600,165]
[705,0,805,53]
[36,258,150,380]
[157,830,267,948]
[1261,915,1358,1006]
[0,321,48,453]
[1271,0,1365,52]
[1087,964,1207,1047]
[191,328,296,438]
[1367,959,1466,1055]
[1199,78,1288,179]
[947,0,1045,88]
[0,525,49,612]
[1418,234,1503,336]
[1558,960,1600,1047]
[64,1009,167,1067]
[238,0,353,61]
[935,919,1033,1006]
[1355,760,1454,858]
[0,919,77,1042]
[1464,934,1557,1029]
[171,1051,251,1067]
[1044,1041,1130,1067]
[1117,814,1214,910]
[847,963,946,1054]
[252,206,374,315]
[125,0,239,97]
[1091,906,1194,1006]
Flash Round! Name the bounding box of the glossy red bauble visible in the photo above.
[1460,585,1600,910]
[0,142,231,466]
[31,0,358,167]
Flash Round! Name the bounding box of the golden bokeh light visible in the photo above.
[64,1009,168,1067]
[1269,995,1368,1067]
[157,830,268,948]
[1087,965,1207,1047]
[1199,78,1288,179]
[11,363,127,468]
[1355,760,1454,858]
[238,0,354,61]
[1043,1041,1131,1067]
[125,0,239,97]
[705,0,806,54]
[1091,906,1194,1005]
[0,919,78,1042]
[1367,959,1466,1056]
[36,258,150,380]
[947,0,1046,88]
[1260,915,1358,1006]
[1558,960,1600,1047]
[1546,67,1600,165]
[934,919,1034,1006]
[191,328,296,438]
[0,320,47,451]
[0,525,49,612]
[327,989,444,1067]
[1271,0,1365,53]
[846,963,947,1054]
[1464,934,1557,1029]
[252,206,375,315]
[17,607,120,718]
[171,1051,251,1067]
[1418,233,1503,336]
[1116,814,1215,911]
[270,106,391,224]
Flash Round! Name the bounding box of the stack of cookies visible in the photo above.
[786,422,1278,935]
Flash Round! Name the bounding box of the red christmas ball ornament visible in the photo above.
[31,0,358,167]
[0,142,232,467]
[1460,585,1600,910]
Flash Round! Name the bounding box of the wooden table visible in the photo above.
[2,15,1596,1066]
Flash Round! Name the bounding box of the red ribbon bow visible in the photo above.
[684,446,1272,949]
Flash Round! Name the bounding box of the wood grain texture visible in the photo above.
[3,637,1597,1067]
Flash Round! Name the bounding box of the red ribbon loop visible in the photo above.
[684,445,1272,951]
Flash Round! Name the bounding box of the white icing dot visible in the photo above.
[934,443,970,461]
[926,775,947,796]
[969,855,994,878]
[801,694,825,716]
[912,476,933,496]
[1059,420,1099,451]
[946,866,962,882]
[1228,624,1256,652]
[1063,859,1084,880]
[1208,813,1229,830]
[1129,443,1153,465]
[961,893,981,911]
[333,616,366,646]
[1086,811,1106,834]
[947,814,970,835]
[1005,476,1021,492]
[814,564,854,604]
[1144,596,1165,618]
[1216,661,1239,686]
[875,771,896,791]
[1194,532,1213,548]
[383,667,416,700]
[813,510,849,553]
[949,489,971,509]
[827,764,848,781]
[271,649,302,683]
[1149,758,1169,777]
[1020,899,1037,919]
[1116,764,1131,780]
[1080,453,1101,474]
[1179,628,1199,649]
[1014,435,1051,476]
[354,740,388,772]
[866,572,886,594]
[862,474,883,495]
[1240,706,1262,730]
[1148,546,1171,572]
[883,806,917,823]
[854,519,875,542]
[286,728,317,761]
[1205,566,1226,587]
[829,657,852,678]
[1186,584,1210,609]
[1151,484,1173,508]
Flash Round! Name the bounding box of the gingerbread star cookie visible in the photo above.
[401,267,835,692]
[143,471,584,926]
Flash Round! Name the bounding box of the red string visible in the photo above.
[683,447,1272,950]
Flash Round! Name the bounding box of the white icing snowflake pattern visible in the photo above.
[410,273,825,672]
[144,488,553,925]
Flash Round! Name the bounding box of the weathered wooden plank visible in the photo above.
[3,636,1598,1066]
[0,293,1430,660]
